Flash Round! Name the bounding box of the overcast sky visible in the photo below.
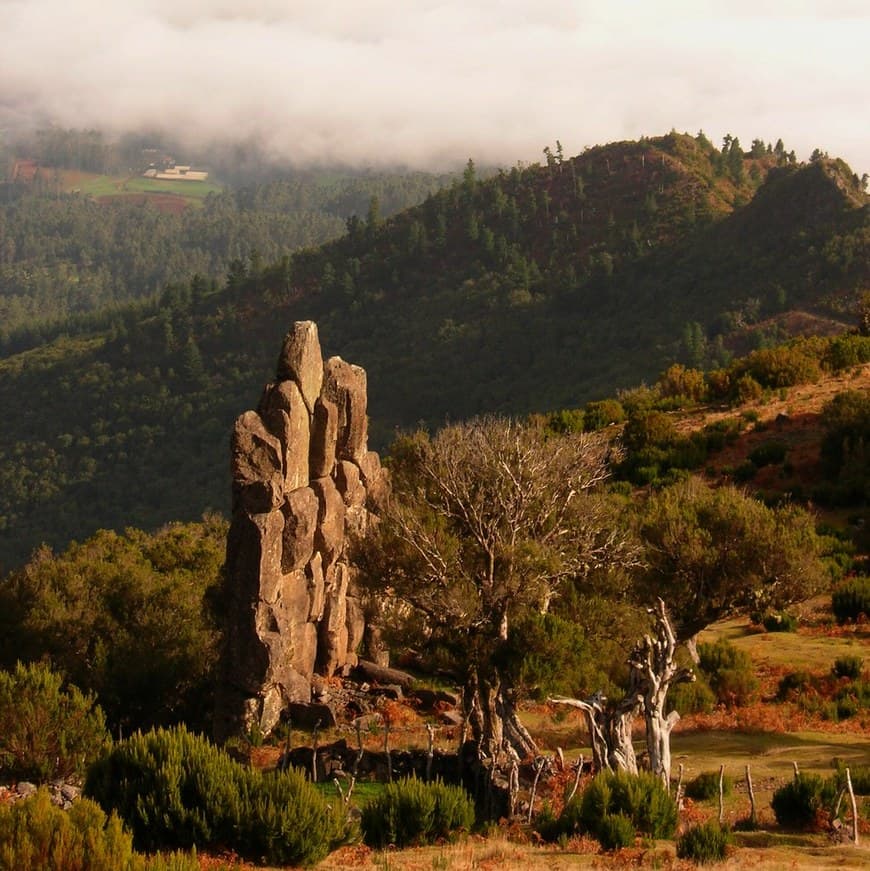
[1,0,867,173]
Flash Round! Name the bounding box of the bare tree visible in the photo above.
[630,599,694,786]
[357,417,638,768]
[551,599,692,786]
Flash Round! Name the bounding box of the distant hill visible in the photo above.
[0,132,867,569]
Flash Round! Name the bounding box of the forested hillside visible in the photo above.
[0,132,867,569]
[0,166,454,349]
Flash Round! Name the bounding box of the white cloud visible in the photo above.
[0,1,867,172]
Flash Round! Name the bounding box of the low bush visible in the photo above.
[584,399,625,430]
[771,773,837,830]
[85,725,346,866]
[596,813,635,851]
[685,771,733,802]
[535,771,676,845]
[749,440,788,468]
[676,820,731,864]
[833,656,864,680]
[360,777,474,848]
[834,761,870,795]
[832,577,870,623]
[0,787,201,871]
[0,661,109,782]
[579,770,677,841]
[833,678,870,717]
[762,611,798,632]
[668,677,716,716]
[732,460,757,483]
[698,640,759,707]
[777,670,813,701]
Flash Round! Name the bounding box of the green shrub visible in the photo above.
[832,577,870,623]
[685,771,733,802]
[732,460,757,483]
[771,773,837,830]
[820,392,870,505]
[596,813,635,851]
[360,777,474,848]
[579,770,677,840]
[0,521,225,733]
[545,408,585,435]
[777,670,813,701]
[834,677,870,713]
[667,677,716,716]
[833,761,870,795]
[762,611,798,632]
[85,725,346,866]
[738,345,822,389]
[534,792,587,842]
[583,399,625,430]
[698,640,759,707]
[0,661,109,782]
[833,656,864,680]
[824,336,870,372]
[735,375,763,403]
[676,820,731,864]
[749,440,788,468]
[0,787,201,871]
[531,801,561,842]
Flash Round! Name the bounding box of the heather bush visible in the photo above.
[579,770,677,840]
[0,788,201,871]
[85,725,346,866]
[833,656,864,680]
[596,813,635,851]
[824,335,870,372]
[777,670,813,701]
[0,661,109,782]
[685,771,733,802]
[832,577,870,623]
[668,676,716,716]
[583,399,625,430]
[771,773,837,830]
[762,611,798,632]
[737,345,822,389]
[833,761,870,795]
[676,820,731,864]
[535,769,678,848]
[360,777,474,848]
[749,440,788,468]
[698,640,759,707]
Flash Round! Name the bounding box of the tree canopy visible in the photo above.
[358,417,639,763]
[639,477,826,639]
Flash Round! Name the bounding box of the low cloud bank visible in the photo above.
[1,1,867,172]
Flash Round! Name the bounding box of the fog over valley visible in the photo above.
[1,0,868,172]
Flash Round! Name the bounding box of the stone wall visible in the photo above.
[216,322,389,739]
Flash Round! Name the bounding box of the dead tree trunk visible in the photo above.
[629,598,694,788]
[549,691,641,774]
[551,599,692,785]
[471,665,538,767]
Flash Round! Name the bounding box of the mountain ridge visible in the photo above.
[0,132,867,568]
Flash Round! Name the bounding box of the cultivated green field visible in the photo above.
[69,172,222,202]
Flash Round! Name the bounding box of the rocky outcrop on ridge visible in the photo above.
[216,322,389,740]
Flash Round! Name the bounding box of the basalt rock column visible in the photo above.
[216,322,388,740]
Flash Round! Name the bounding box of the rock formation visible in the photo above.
[216,322,389,739]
